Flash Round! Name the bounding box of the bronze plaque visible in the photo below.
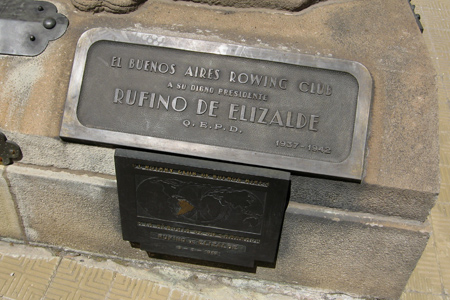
[114,148,290,267]
[61,28,372,180]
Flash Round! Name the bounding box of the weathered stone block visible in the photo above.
[257,203,430,299]
[0,166,23,240]
[0,0,439,298]
[2,131,115,176]
[0,0,439,221]
[6,165,147,260]
[1,129,438,222]
[6,164,430,299]
[290,175,437,222]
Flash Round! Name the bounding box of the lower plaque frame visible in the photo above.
[115,149,290,267]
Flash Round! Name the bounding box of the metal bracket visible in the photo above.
[0,0,69,56]
[409,0,423,33]
[0,132,22,165]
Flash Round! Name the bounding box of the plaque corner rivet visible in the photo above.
[29,35,36,41]
[38,5,44,11]
[43,17,57,29]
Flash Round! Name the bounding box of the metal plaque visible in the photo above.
[0,0,68,56]
[115,148,290,267]
[61,28,372,180]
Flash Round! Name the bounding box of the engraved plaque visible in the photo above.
[114,148,290,267]
[61,28,372,180]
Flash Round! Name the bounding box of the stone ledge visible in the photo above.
[286,202,430,232]
[2,130,437,222]
[0,166,24,240]
[2,131,115,176]
[266,208,429,299]
[291,175,437,222]
[4,164,431,299]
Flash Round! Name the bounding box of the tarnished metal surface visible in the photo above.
[0,132,22,165]
[61,28,372,180]
[0,0,68,56]
[115,148,290,267]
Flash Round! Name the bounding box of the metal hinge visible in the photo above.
[0,0,69,56]
[0,132,22,166]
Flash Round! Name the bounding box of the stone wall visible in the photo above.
[0,0,439,298]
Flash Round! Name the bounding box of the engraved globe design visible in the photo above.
[135,177,264,234]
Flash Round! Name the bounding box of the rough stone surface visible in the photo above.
[2,130,115,176]
[177,0,326,11]
[290,175,436,222]
[71,0,147,13]
[5,164,431,299]
[0,0,438,221]
[0,0,440,298]
[0,127,436,221]
[0,166,23,240]
[259,203,430,299]
[5,165,148,260]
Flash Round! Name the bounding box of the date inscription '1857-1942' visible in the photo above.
[61,28,372,180]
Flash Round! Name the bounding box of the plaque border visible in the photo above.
[114,148,291,267]
[61,28,372,180]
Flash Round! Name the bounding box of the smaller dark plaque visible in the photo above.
[115,149,290,267]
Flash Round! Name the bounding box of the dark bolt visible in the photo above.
[30,35,36,41]
[43,17,56,29]
[38,6,44,11]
